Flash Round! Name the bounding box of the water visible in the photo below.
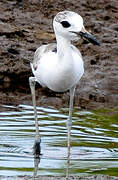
[0,104,118,177]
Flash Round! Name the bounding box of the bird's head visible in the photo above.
[53,11,100,45]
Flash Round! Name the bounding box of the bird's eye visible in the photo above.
[60,21,71,28]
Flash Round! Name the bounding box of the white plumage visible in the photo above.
[31,43,84,92]
[29,10,100,179]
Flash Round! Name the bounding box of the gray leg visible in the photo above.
[67,85,76,126]
[66,85,76,180]
[29,77,41,156]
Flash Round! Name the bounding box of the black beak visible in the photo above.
[71,27,100,46]
[79,31,100,46]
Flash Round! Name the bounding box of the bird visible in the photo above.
[29,10,100,178]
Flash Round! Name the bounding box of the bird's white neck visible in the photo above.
[55,34,72,60]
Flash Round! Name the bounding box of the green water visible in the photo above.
[0,104,118,177]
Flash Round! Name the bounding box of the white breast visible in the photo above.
[31,46,84,92]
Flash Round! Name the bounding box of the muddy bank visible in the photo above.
[0,0,118,109]
[0,175,118,180]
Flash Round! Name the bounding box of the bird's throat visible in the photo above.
[56,35,72,61]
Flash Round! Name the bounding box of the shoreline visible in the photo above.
[0,175,118,180]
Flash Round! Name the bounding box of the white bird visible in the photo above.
[29,10,100,178]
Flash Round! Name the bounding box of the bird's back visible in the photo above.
[31,43,57,71]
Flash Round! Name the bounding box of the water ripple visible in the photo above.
[0,104,118,176]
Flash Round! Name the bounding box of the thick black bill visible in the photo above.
[79,31,100,46]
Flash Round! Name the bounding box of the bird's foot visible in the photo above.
[33,137,41,158]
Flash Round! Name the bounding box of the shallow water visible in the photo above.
[0,104,118,177]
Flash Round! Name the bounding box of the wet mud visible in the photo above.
[0,175,118,180]
[0,0,118,109]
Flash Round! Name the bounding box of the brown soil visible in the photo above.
[0,0,118,109]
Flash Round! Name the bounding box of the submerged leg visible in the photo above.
[66,85,76,180]
[29,77,41,157]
